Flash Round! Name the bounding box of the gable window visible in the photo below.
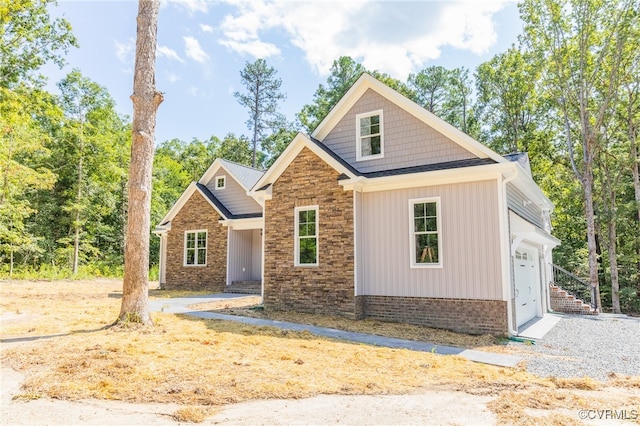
[215,176,226,190]
[184,230,207,266]
[356,110,384,161]
[409,198,442,268]
[294,206,318,266]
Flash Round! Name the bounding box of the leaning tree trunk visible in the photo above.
[117,0,163,325]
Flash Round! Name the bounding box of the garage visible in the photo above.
[514,245,541,327]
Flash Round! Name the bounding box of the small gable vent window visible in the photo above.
[215,176,226,190]
[356,110,384,161]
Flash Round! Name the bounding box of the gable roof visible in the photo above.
[249,132,360,194]
[157,182,229,227]
[157,181,262,229]
[198,158,264,191]
[311,73,506,164]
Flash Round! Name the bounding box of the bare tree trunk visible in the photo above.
[583,153,602,311]
[117,0,163,326]
[631,132,640,285]
[607,216,621,313]
[72,150,82,274]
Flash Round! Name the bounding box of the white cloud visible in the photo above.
[158,45,185,63]
[217,0,510,77]
[166,0,208,14]
[165,71,181,83]
[114,38,135,63]
[200,23,214,33]
[183,36,210,63]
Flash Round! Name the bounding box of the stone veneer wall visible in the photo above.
[263,147,356,317]
[165,191,227,291]
[362,296,508,335]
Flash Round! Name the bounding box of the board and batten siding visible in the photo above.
[321,89,477,173]
[359,180,503,300]
[205,172,262,215]
[227,229,261,284]
[506,183,543,228]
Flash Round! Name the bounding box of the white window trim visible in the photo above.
[294,205,319,267]
[215,175,226,190]
[184,229,208,266]
[409,197,443,269]
[355,109,384,162]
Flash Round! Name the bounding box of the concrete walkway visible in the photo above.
[149,294,522,368]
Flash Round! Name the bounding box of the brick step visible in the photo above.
[224,280,261,295]
[549,284,597,315]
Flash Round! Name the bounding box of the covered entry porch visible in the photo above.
[224,216,263,294]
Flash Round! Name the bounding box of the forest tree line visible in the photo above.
[1,0,638,312]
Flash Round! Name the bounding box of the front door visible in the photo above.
[514,245,540,327]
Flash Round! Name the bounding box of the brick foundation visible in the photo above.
[165,192,227,292]
[263,147,356,318]
[362,295,509,335]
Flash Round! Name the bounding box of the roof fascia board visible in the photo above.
[159,181,231,226]
[198,159,251,192]
[249,133,357,198]
[511,164,554,210]
[220,217,264,230]
[312,73,505,164]
[198,158,223,186]
[158,182,198,225]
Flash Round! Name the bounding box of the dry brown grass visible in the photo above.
[2,279,638,424]
[200,302,497,348]
[172,406,216,423]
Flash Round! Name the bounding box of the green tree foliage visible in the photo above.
[46,70,130,273]
[0,86,58,274]
[234,59,286,168]
[520,0,639,311]
[0,0,77,87]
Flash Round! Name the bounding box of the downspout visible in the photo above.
[499,166,518,336]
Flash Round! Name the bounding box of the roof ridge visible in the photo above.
[219,158,265,173]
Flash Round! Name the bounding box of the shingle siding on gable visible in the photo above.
[321,89,477,173]
[205,172,261,215]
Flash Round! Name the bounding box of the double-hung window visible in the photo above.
[295,206,318,266]
[356,110,384,161]
[409,198,442,268]
[184,230,207,266]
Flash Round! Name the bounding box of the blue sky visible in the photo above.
[45,0,523,145]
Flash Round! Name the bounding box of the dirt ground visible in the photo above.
[1,280,639,425]
[1,366,497,425]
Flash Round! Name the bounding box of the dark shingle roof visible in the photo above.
[308,136,361,177]
[196,183,262,220]
[503,152,532,176]
[307,136,498,180]
[362,158,496,178]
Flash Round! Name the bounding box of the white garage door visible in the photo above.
[514,246,540,327]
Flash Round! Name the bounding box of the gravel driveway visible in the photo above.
[511,314,640,381]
